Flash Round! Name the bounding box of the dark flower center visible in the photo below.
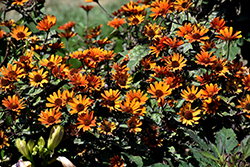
[76,103,85,112]
[125,106,133,113]
[188,93,196,100]
[8,71,17,78]
[47,61,55,68]
[155,90,164,97]
[47,116,56,123]
[84,119,90,126]
[184,110,193,120]
[54,98,63,106]
[203,57,210,63]
[10,102,18,109]
[215,64,223,72]
[17,32,25,39]
[172,60,180,68]
[147,29,155,37]
[103,124,111,132]
[34,74,43,82]
[245,103,250,110]
[181,2,189,8]
[192,33,201,39]
[1,78,10,86]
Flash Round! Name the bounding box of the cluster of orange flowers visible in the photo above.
[0,0,249,166]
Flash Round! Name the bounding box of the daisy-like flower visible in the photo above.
[216,27,242,41]
[0,29,4,39]
[38,108,62,128]
[210,17,227,32]
[36,14,57,32]
[125,89,148,106]
[127,14,145,26]
[58,30,77,39]
[176,23,193,37]
[69,50,89,60]
[185,24,209,43]
[147,81,172,103]
[10,25,32,41]
[110,155,124,167]
[77,111,96,132]
[85,0,98,2]
[101,89,121,111]
[62,89,75,103]
[86,74,104,93]
[174,0,192,12]
[58,21,76,31]
[201,40,217,51]
[0,76,13,91]
[0,63,25,82]
[211,57,229,77]
[68,94,93,115]
[141,56,156,71]
[68,73,88,88]
[40,54,62,70]
[177,103,200,126]
[121,1,145,14]
[2,95,25,113]
[119,98,141,115]
[163,37,184,49]
[150,0,172,20]
[112,71,133,89]
[97,119,116,135]
[29,68,48,87]
[79,5,94,12]
[93,38,111,46]
[0,130,9,149]
[144,23,163,40]
[107,18,125,30]
[164,52,187,72]
[127,115,142,134]
[195,50,217,67]
[46,90,66,109]
[237,94,250,114]
[199,83,221,99]
[12,0,29,6]
[242,75,250,91]
[202,96,220,115]
[181,85,201,103]
[195,71,213,86]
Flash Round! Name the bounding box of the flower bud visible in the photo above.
[27,139,35,153]
[47,125,64,150]
[15,139,30,160]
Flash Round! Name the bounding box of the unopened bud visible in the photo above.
[27,139,35,153]
[15,139,30,160]
[47,125,64,150]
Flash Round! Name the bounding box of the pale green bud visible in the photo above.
[37,136,45,147]
[15,138,30,160]
[47,125,64,150]
[27,139,35,153]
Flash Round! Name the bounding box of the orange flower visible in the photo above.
[68,73,88,88]
[185,24,209,43]
[127,14,145,26]
[144,23,163,40]
[0,29,4,39]
[211,57,229,77]
[0,63,25,82]
[181,85,201,103]
[68,94,93,115]
[237,94,250,114]
[125,89,148,106]
[86,74,104,92]
[119,98,141,115]
[79,5,94,12]
[29,68,48,87]
[36,14,57,31]
[12,0,29,6]
[46,90,66,109]
[176,23,193,37]
[163,37,184,49]
[174,0,192,12]
[77,111,96,132]
[164,52,187,72]
[202,96,220,115]
[97,119,116,135]
[101,89,121,111]
[195,72,213,86]
[112,71,132,89]
[38,108,62,128]
[141,56,156,71]
[122,1,145,14]
[127,115,142,134]
[2,95,25,113]
[58,30,77,39]
[85,0,98,2]
[40,54,62,70]
[0,76,13,91]
[110,155,124,167]
[150,0,172,20]
[58,21,76,31]
[147,81,172,103]
[201,40,217,51]
[107,18,125,30]
[216,27,242,41]
[242,75,250,91]
[0,130,9,149]
[210,17,227,32]
[199,83,221,99]
[195,50,217,67]
[177,103,200,126]
[10,25,32,41]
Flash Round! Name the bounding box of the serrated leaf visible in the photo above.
[122,152,143,167]
[127,45,150,74]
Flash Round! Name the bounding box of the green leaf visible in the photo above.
[1,149,4,160]
[151,113,162,125]
[186,129,209,151]
[122,152,143,167]
[5,114,13,126]
[175,99,185,108]
[146,163,169,167]
[127,45,150,74]
[200,151,219,162]
[239,135,250,159]
[215,127,238,154]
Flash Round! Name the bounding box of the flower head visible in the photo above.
[0,130,9,149]
[181,85,201,103]
[101,89,121,111]
[97,119,116,135]
[127,115,142,134]
[2,95,25,113]
[10,25,32,41]
[107,18,125,30]
[195,50,217,67]
[216,27,242,41]
[177,103,200,126]
[38,108,62,128]
[12,0,29,6]
[110,155,124,167]
[29,68,48,87]
[148,81,172,103]
[36,14,57,31]
[200,83,221,99]
[68,94,93,115]
[77,111,96,132]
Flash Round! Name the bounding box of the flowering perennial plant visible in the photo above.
[0,0,250,166]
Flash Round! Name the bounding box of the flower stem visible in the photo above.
[96,1,114,19]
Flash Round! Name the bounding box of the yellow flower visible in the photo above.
[177,103,200,126]
[10,25,32,40]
